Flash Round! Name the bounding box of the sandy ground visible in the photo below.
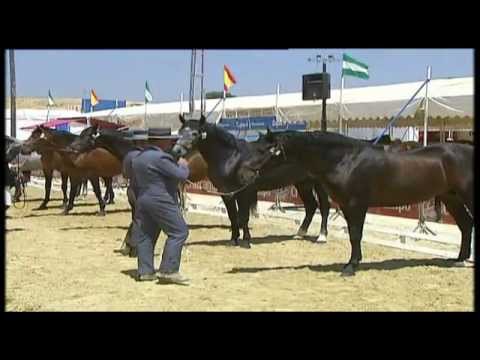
[5,186,474,312]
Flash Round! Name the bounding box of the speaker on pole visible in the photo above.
[302,73,331,101]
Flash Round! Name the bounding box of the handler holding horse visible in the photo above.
[123,144,191,284]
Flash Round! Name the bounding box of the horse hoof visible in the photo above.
[97,211,106,217]
[341,264,356,277]
[240,241,252,249]
[452,260,468,268]
[293,234,304,240]
[229,239,240,247]
[36,205,48,210]
[108,200,115,205]
[315,234,327,243]
[61,210,69,215]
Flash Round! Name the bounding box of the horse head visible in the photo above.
[236,128,284,185]
[171,113,207,157]
[68,125,99,153]
[21,126,44,154]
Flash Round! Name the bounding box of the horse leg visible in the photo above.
[340,204,368,276]
[13,178,22,202]
[61,173,69,208]
[237,191,254,249]
[314,182,330,243]
[103,177,114,204]
[222,195,240,246]
[37,169,53,210]
[434,197,443,222]
[89,177,106,216]
[438,193,473,265]
[293,182,317,240]
[75,178,82,198]
[63,177,80,215]
[108,178,115,204]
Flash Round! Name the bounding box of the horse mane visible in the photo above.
[206,123,239,149]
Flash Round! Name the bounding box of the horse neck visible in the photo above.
[99,138,135,161]
[282,133,363,171]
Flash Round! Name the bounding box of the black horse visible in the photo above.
[171,114,332,248]
[239,129,474,276]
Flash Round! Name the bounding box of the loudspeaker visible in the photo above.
[302,73,331,100]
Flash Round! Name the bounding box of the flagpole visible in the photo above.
[275,83,280,121]
[222,89,226,119]
[145,99,147,126]
[339,75,344,135]
[180,92,184,115]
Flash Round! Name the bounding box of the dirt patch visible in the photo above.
[5,187,474,311]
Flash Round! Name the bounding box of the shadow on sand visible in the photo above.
[186,234,316,247]
[227,258,469,275]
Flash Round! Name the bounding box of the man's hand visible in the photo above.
[178,157,189,167]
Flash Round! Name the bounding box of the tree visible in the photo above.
[205,91,236,99]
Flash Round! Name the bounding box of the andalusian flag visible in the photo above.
[145,81,153,103]
[342,54,369,79]
[47,89,56,107]
[224,65,237,92]
[90,89,100,107]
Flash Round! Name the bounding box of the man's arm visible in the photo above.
[150,157,190,181]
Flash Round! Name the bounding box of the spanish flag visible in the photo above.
[224,65,237,92]
[90,89,100,107]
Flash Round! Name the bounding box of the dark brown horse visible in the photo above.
[21,126,107,215]
[240,129,474,276]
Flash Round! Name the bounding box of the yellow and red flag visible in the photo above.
[224,65,237,92]
[90,89,100,107]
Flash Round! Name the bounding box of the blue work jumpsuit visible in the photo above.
[122,146,190,276]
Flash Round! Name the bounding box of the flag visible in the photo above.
[342,54,369,79]
[48,89,56,107]
[90,89,100,107]
[224,65,237,92]
[145,81,153,103]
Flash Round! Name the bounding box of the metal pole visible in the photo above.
[200,49,205,115]
[9,49,16,138]
[321,61,327,132]
[413,66,436,236]
[275,83,280,121]
[423,66,431,147]
[189,50,196,114]
[373,78,429,145]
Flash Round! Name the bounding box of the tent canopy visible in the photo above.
[80,77,473,129]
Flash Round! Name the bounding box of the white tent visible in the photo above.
[4,109,82,140]
[80,76,473,131]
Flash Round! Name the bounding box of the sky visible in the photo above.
[5,49,474,102]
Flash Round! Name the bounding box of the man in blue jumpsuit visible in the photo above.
[123,146,190,284]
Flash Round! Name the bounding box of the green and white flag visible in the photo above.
[48,89,56,106]
[145,81,153,103]
[342,54,369,79]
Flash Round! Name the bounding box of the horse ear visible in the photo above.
[179,114,186,124]
[199,114,206,126]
